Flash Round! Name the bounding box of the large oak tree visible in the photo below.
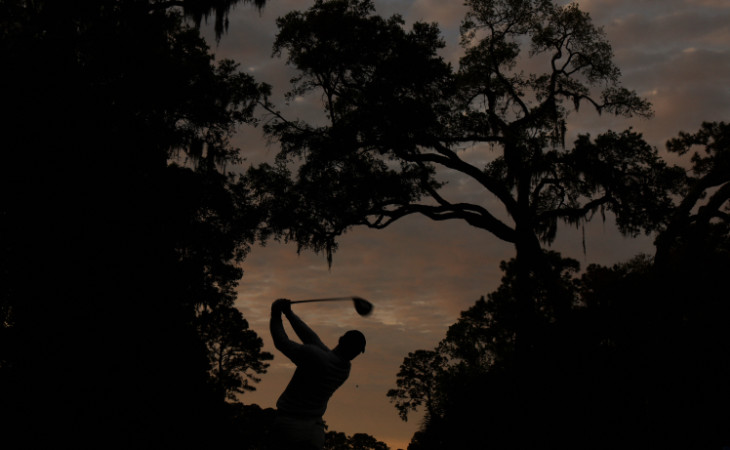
[250,0,683,362]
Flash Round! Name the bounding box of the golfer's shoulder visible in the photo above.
[299,343,331,359]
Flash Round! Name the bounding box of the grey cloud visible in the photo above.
[605,10,730,53]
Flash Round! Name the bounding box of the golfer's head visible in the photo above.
[338,330,366,360]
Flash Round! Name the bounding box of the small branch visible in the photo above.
[536,195,610,223]
[531,175,565,212]
[147,1,186,12]
[693,181,730,226]
[257,100,313,135]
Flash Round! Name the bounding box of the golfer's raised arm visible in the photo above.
[285,309,327,351]
[270,299,299,358]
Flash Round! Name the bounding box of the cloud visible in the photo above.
[605,10,730,53]
[406,0,468,24]
[685,0,730,8]
[562,1,730,148]
[646,49,730,125]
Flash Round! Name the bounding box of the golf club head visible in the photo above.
[353,297,373,316]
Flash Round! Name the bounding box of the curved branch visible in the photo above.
[663,169,730,237]
[407,142,519,217]
[366,203,516,243]
[531,175,564,211]
[693,181,730,226]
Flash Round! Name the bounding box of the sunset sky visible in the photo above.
[200,1,730,448]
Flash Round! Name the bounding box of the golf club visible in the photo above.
[290,296,373,317]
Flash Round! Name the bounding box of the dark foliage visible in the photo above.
[395,242,730,449]
[205,404,390,450]
[197,304,273,401]
[252,0,677,265]
[324,431,391,450]
[655,121,730,264]
[0,0,271,447]
[394,123,730,446]
[223,403,278,450]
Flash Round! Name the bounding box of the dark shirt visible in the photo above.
[270,310,350,418]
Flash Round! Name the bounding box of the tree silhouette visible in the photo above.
[197,304,273,401]
[250,0,683,366]
[393,243,730,449]
[255,0,678,256]
[639,122,730,448]
[386,349,448,422]
[390,252,583,449]
[324,431,391,450]
[222,403,278,450]
[178,0,266,40]
[655,121,730,265]
[0,0,271,446]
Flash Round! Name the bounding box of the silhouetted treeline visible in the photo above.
[209,404,391,450]
[389,121,730,450]
[390,224,730,449]
[0,1,274,447]
[324,431,391,450]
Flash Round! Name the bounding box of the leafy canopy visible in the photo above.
[253,0,677,265]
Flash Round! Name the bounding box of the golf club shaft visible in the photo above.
[290,297,355,304]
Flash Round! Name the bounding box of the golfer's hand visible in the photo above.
[272,298,292,315]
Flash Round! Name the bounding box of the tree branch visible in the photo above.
[148,1,186,12]
[536,195,611,223]
[366,203,517,243]
[531,175,564,211]
[258,100,317,136]
[406,141,520,217]
[693,180,730,226]
[664,169,730,236]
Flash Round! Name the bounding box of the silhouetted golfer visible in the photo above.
[270,299,366,450]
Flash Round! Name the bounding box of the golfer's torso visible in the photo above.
[277,347,350,417]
